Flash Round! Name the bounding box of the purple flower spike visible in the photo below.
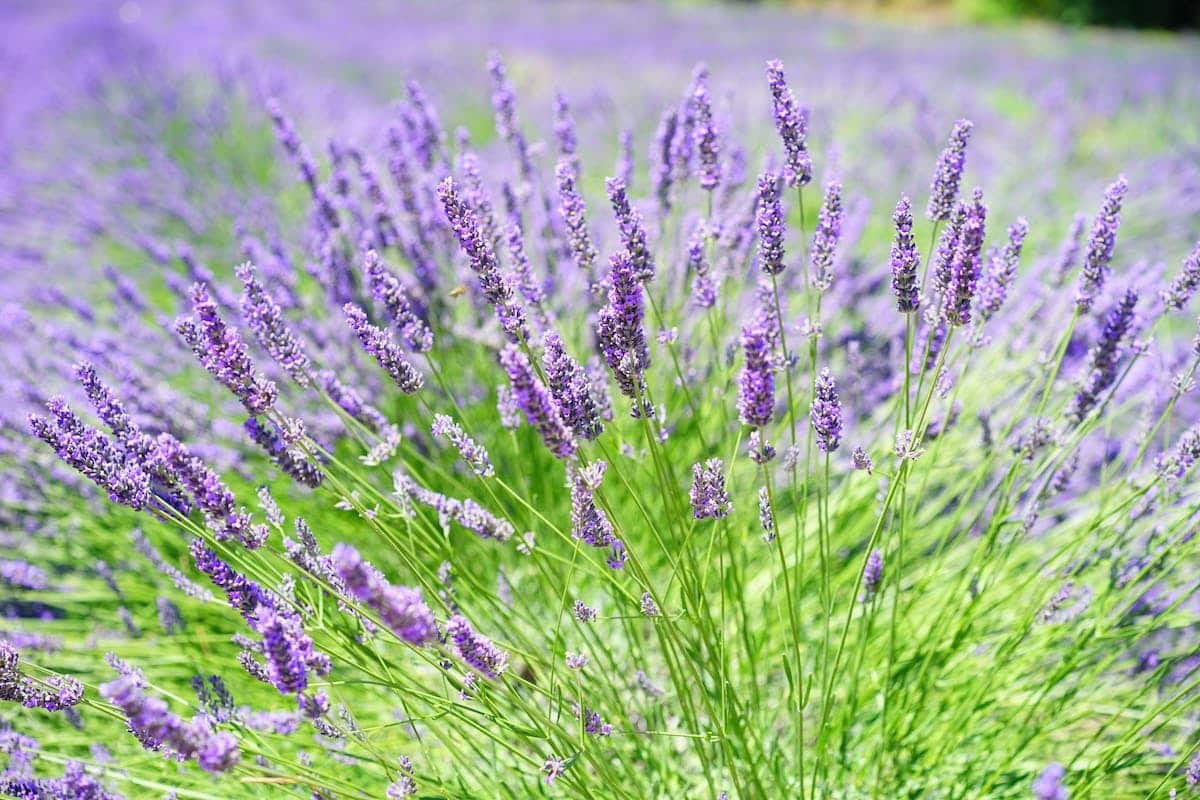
[652,108,678,212]
[344,303,424,394]
[557,160,598,274]
[438,176,527,340]
[738,318,775,429]
[1161,239,1200,311]
[690,459,731,520]
[431,414,494,477]
[363,250,433,353]
[810,368,843,454]
[978,217,1029,322]
[568,461,626,569]
[765,59,812,188]
[692,80,720,192]
[890,196,921,313]
[256,603,309,694]
[861,549,883,600]
[543,331,603,441]
[596,252,652,416]
[810,179,844,292]
[498,344,576,458]
[944,189,988,327]
[756,171,785,275]
[0,642,84,712]
[330,544,437,645]
[553,91,577,160]
[1067,288,1138,424]
[29,398,152,511]
[1074,175,1128,313]
[446,615,508,679]
[236,262,311,386]
[176,283,278,415]
[606,177,655,283]
[926,119,973,222]
[244,418,323,489]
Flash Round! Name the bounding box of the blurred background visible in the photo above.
[733,0,1199,29]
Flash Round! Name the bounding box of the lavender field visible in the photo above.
[2,2,1200,798]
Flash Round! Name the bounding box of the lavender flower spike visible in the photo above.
[810,179,844,292]
[756,171,785,275]
[690,459,731,520]
[765,59,812,188]
[29,398,152,511]
[738,317,775,429]
[926,119,973,222]
[652,108,678,212]
[236,262,311,386]
[596,251,651,416]
[1067,288,1137,424]
[330,544,437,645]
[0,642,84,712]
[364,249,433,353]
[810,368,843,453]
[344,304,424,393]
[438,176,527,340]
[692,79,720,192]
[256,603,309,694]
[1160,239,1200,311]
[498,344,576,459]
[890,195,921,312]
[431,414,494,477]
[978,217,1029,322]
[568,461,626,569]
[446,615,508,679]
[556,160,598,275]
[176,283,278,415]
[606,177,655,283]
[1074,175,1128,313]
[861,549,883,600]
[944,189,988,327]
[543,331,603,440]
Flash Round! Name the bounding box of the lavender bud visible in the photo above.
[689,459,731,520]
[1074,175,1128,313]
[596,252,651,416]
[556,160,598,274]
[1067,288,1138,424]
[755,171,785,275]
[176,283,278,415]
[543,331,603,440]
[738,318,775,429]
[606,177,655,283]
[1160,239,1200,311]
[438,176,527,340]
[765,59,812,188]
[861,549,883,600]
[330,544,437,645]
[977,217,1029,322]
[810,180,844,292]
[810,368,843,454]
[431,414,494,477]
[926,119,973,222]
[890,195,922,312]
[944,189,988,327]
[692,80,720,192]
[343,304,424,394]
[498,344,576,459]
[445,615,508,679]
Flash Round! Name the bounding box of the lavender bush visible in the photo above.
[2,3,1200,798]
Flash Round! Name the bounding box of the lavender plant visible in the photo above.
[2,6,1200,800]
